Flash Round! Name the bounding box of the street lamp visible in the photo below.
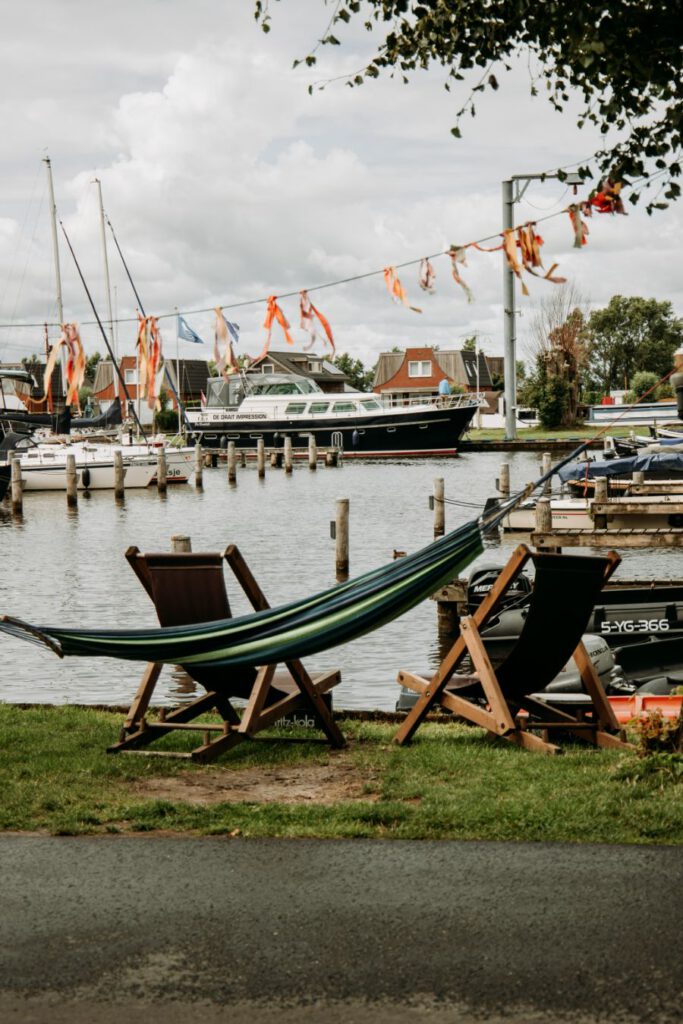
[501,171,583,439]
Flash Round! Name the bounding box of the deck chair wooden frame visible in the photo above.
[395,544,633,755]
[108,543,344,762]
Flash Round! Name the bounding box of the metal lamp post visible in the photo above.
[502,171,583,439]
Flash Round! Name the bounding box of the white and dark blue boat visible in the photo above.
[186,373,482,457]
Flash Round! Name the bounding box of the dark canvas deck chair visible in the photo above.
[395,544,633,754]
[108,544,344,762]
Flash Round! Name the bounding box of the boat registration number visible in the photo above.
[600,619,670,634]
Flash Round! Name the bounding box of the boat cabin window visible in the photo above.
[285,402,307,415]
[332,402,358,413]
[360,399,381,411]
[308,402,330,415]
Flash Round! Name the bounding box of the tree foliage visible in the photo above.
[586,296,683,395]
[333,352,375,390]
[256,0,682,210]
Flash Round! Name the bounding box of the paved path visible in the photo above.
[1,837,680,1023]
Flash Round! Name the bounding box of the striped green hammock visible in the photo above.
[0,520,483,668]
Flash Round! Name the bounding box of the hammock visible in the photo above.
[0,519,484,668]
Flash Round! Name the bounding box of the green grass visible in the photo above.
[465,426,635,441]
[0,705,681,843]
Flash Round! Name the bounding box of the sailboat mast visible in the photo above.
[93,178,116,362]
[43,157,64,325]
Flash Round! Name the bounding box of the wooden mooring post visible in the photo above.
[498,462,510,497]
[156,450,167,494]
[593,476,608,529]
[194,443,203,489]
[334,498,349,580]
[433,477,445,538]
[171,534,192,553]
[66,453,78,508]
[542,451,552,495]
[227,441,237,484]
[257,438,266,478]
[308,435,317,470]
[11,457,22,515]
[284,436,293,474]
[114,450,125,502]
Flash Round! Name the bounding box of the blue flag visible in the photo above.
[177,315,205,345]
[226,319,240,346]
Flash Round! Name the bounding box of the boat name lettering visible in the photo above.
[600,619,670,634]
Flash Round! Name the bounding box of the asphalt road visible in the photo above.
[1,836,680,1023]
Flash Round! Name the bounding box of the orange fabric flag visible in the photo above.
[568,205,589,248]
[300,290,335,353]
[383,267,421,313]
[136,316,164,410]
[502,229,529,296]
[41,323,86,412]
[251,295,294,367]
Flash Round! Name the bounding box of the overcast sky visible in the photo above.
[0,0,680,370]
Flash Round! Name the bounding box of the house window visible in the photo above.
[408,360,432,377]
[124,368,138,385]
[261,364,274,374]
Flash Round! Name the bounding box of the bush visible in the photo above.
[154,408,179,432]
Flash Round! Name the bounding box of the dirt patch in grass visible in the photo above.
[132,750,377,806]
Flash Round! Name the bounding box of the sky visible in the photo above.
[0,0,680,371]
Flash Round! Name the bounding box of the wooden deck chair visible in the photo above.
[395,544,634,754]
[108,544,344,762]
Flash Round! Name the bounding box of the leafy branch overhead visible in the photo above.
[255,0,682,212]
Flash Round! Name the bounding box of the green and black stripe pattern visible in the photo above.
[0,521,483,667]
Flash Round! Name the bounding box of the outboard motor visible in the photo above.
[466,564,532,614]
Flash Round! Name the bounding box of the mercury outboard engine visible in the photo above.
[466,564,532,614]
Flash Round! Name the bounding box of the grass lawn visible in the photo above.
[0,705,681,843]
[465,426,636,441]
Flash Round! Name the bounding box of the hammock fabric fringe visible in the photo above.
[0,521,484,669]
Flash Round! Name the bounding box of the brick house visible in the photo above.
[373,347,492,402]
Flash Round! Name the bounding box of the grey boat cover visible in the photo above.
[558,451,683,483]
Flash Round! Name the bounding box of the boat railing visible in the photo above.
[378,391,486,410]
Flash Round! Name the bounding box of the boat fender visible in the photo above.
[352,430,359,447]
[81,467,91,490]
[220,435,227,449]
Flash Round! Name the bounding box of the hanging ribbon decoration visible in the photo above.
[502,229,530,297]
[590,178,627,215]
[448,247,474,303]
[418,258,436,294]
[136,316,164,410]
[470,241,504,252]
[249,295,294,366]
[383,267,421,313]
[214,307,239,378]
[516,224,567,286]
[568,205,590,248]
[299,290,335,353]
[40,323,86,411]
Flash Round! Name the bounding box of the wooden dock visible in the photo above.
[532,527,683,549]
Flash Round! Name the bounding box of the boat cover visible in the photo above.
[558,450,683,483]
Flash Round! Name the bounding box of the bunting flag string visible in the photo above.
[383,267,421,313]
[418,258,436,294]
[299,290,335,353]
[214,307,239,378]
[448,247,474,303]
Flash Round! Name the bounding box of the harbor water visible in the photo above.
[2,450,683,711]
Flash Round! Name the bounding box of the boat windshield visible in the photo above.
[248,377,322,396]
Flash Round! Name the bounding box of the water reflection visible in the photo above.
[1,451,682,710]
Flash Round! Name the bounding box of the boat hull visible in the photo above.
[187,403,478,457]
